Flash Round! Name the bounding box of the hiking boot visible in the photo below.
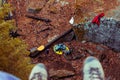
[83,56,105,80]
[29,63,48,80]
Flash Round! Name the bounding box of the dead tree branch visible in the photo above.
[29,28,73,58]
[25,15,51,22]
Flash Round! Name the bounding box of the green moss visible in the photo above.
[0,3,34,80]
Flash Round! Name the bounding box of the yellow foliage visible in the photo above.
[0,3,34,80]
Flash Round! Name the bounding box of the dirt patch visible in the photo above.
[74,0,119,23]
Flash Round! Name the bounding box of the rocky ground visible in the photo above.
[9,0,120,80]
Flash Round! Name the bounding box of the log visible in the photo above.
[29,28,73,58]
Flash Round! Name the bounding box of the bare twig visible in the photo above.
[25,15,51,22]
[38,27,51,33]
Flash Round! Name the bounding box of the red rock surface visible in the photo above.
[9,0,120,80]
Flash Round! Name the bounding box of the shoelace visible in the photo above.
[89,67,103,80]
[31,72,42,80]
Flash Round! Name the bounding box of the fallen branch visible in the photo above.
[29,28,73,58]
[38,27,51,33]
[25,15,51,22]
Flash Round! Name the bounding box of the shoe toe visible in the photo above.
[84,56,97,64]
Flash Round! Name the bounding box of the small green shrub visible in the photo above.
[0,3,34,80]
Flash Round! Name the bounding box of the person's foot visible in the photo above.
[29,63,48,80]
[83,56,105,80]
